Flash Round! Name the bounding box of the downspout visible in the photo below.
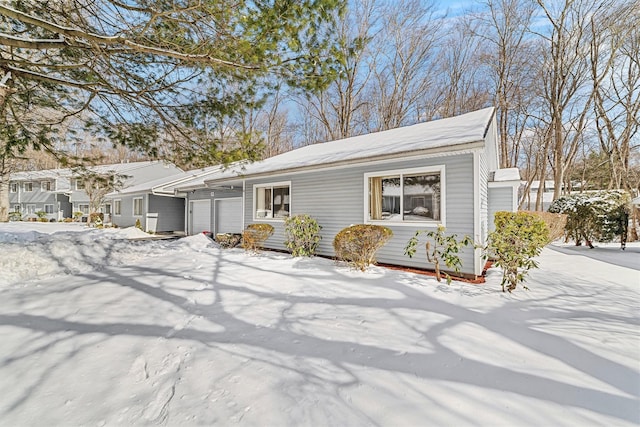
[242,179,246,231]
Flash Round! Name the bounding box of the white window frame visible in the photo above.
[26,204,36,214]
[75,179,85,190]
[77,204,89,214]
[364,165,446,227]
[44,204,54,214]
[114,199,122,216]
[133,197,143,217]
[253,181,291,221]
[9,183,17,193]
[41,181,53,191]
[24,182,33,192]
[12,205,21,212]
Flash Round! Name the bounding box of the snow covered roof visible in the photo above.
[205,107,496,184]
[10,161,174,181]
[9,169,72,181]
[107,165,224,196]
[632,196,640,206]
[491,168,521,182]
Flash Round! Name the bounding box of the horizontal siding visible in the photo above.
[244,153,479,275]
[488,187,514,232]
[110,194,144,228]
[148,195,185,232]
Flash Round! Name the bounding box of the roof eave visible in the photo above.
[204,140,485,186]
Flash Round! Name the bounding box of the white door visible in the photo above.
[215,198,243,234]
[189,200,211,235]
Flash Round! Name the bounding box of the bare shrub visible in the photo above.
[242,223,275,252]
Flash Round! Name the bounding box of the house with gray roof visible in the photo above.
[197,107,518,278]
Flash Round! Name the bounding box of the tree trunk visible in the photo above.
[0,173,9,222]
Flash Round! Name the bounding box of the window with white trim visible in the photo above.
[366,166,444,224]
[133,197,143,216]
[26,204,36,214]
[12,205,21,212]
[254,182,290,220]
[24,182,33,192]
[114,200,121,215]
[77,204,89,214]
[44,204,54,214]
[41,181,53,191]
[75,180,85,190]
[10,183,17,193]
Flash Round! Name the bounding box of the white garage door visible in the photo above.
[189,200,211,235]
[215,198,243,234]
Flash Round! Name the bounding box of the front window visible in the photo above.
[77,204,89,214]
[133,198,143,216]
[41,181,53,191]
[26,204,36,214]
[24,182,33,192]
[12,205,20,212]
[114,200,121,215]
[10,183,17,193]
[75,180,85,190]
[254,182,290,219]
[367,166,443,224]
[44,204,54,214]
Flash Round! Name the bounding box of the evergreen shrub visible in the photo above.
[242,223,274,252]
[548,190,630,246]
[284,214,322,257]
[487,211,549,292]
[333,224,393,271]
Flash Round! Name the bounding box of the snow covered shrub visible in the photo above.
[404,224,473,284]
[216,233,242,248]
[487,211,549,292]
[333,224,393,271]
[548,190,630,247]
[284,214,322,257]
[8,211,22,221]
[242,223,274,252]
[522,211,567,242]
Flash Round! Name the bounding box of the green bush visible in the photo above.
[333,224,393,271]
[548,190,630,247]
[404,224,473,284]
[35,210,47,219]
[242,223,274,252]
[284,214,322,257]
[487,211,549,293]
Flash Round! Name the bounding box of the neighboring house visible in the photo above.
[9,161,182,222]
[8,169,73,221]
[520,180,583,211]
[104,165,222,233]
[196,107,517,278]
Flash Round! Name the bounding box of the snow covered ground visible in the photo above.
[0,222,638,426]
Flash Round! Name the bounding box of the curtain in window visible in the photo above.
[370,177,383,220]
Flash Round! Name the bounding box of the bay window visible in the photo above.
[254,182,290,219]
[366,166,444,224]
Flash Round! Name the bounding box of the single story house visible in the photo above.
[104,165,223,233]
[197,107,518,278]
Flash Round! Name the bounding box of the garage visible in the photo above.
[215,198,243,234]
[189,200,211,235]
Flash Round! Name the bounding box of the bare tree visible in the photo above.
[476,0,537,168]
[367,0,443,131]
[301,0,379,142]
[534,0,613,200]
[589,1,640,192]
